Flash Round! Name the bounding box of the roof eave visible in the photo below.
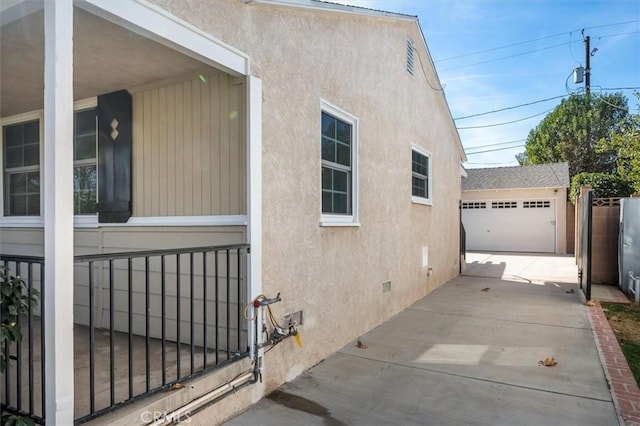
[248,0,418,21]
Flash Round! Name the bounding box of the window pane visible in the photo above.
[321,113,336,138]
[75,109,96,135]
[75,135,96,160]
[10,195,26,215]
[322,167,332,190]
[23,143,39,166]
[336,143,350,167]
[322,137,335,162]
[5,147,22,168]
[412,151,428,176]
[4,124,22,147]
[322,190,332,213]
[334,193,348,214]
[24,121,39,144]
[27,172,40,192]
[9,173,26,193]
[334,169,348,192]
[412,176,427,198]
[337,121,351,144]
[28,194,40,215]
[74,165,97,214]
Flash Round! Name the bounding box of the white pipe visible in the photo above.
[148,372,255,425]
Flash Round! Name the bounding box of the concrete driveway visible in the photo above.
[223,253,618,426]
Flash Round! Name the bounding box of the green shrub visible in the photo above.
[569,172,634,202]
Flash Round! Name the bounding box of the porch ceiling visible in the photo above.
[1,7,212,117]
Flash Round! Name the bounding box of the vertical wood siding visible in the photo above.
[132,72,246,217]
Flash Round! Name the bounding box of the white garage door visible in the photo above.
[462,200,556,253]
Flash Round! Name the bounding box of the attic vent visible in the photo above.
[407,38,415,75]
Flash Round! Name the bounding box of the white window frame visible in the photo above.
[320,100,359,227]
[0,98,98,228]
[411,144,432,206]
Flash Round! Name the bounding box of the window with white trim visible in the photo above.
[2,106,98,218]
[321,102,358,224]
[3,120,40,216]
[411,146,432,204]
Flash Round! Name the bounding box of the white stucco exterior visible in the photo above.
[0,1,465,423]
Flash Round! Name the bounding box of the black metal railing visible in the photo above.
[1,255,46,425]
[1,244,250,424]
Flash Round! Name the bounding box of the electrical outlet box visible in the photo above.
[382,281,391,293]
[284,310,303,326]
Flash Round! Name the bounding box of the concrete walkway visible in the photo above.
[224,253,619,426]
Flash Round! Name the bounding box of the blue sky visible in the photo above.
[333,0,640,168]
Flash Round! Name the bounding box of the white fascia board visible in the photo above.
[77,0,250,76]
[460,163,468,178]
[462,187,566,193]
[251,0,417,21]
[0,0,42,26]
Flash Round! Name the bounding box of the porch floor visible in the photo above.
[4,319,231,421]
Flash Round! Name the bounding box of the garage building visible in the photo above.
[461,163,570,254]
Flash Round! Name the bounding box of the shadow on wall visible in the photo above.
[462,261,507,279]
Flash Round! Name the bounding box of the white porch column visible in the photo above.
[247,76,262,356]
[44,1,74,424]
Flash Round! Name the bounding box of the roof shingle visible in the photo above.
[462,163,570,191]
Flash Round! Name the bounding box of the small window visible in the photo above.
[3,120,40,216]
[407,38,415,76]
[491,201,517,209]
[412,146,431,204]
[321,101,358,225]
[523,201,550,208]
[462,202,486,209]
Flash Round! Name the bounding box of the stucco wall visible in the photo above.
[150,0,464,421]
[462,188,567,254]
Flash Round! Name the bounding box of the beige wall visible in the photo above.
[462,188,568,254]
[591,205,620,285]
[131,72,246,217]
[566,201,575,254]
[151,0,464,419]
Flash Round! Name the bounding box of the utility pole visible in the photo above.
[584,35,591,96]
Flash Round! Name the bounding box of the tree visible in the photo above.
[597,91,640,193]
[517,93,629,177]
[569,172,634,202]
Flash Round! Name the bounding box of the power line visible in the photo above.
[454,95,566,120]
[465,138,526,151]
[457,108,554,130]
[440,29,639,72]
[440,41,578,72]
[465,144,526,155]
[600,87,640,91]
[435,20,640,63]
